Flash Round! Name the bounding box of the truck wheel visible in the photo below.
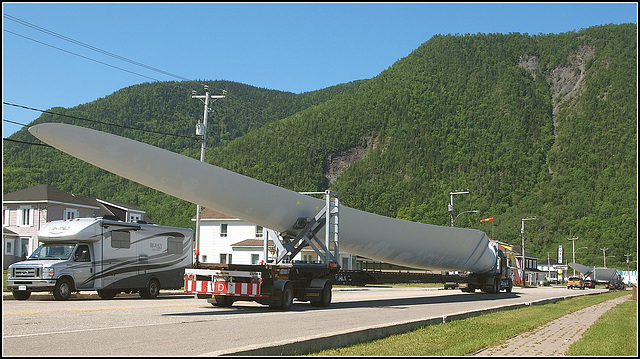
[280,282,294,310]
[12,290,31,300]
[97,289,117,299]
[505,279,513,293]
[53,278,73,301]
[311,281,332,307]
[140,279,160,299]
[212,295,233,307]
[270,281,294,310]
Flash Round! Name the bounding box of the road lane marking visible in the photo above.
[2,303,205,315]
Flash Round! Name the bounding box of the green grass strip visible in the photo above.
[566,297,637,356]
[310,291,631,356]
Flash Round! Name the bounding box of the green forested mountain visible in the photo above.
[3,24,636,270]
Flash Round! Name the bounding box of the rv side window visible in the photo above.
[74,245,91,262]
[111,231,131,249]
[167,237,183,254]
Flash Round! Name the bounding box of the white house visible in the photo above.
[194,208,357,268]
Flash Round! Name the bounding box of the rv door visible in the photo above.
[72,244,95,289]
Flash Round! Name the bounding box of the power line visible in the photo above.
[3,102,198,140]
[2,137,52,147]
[3,13,191,82]
[4,29,161,82]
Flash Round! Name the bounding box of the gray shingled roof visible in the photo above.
[3,184,97,207]
[195,208,238,220]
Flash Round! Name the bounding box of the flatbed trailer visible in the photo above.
[184,262,339,309]
[184,191,342,309]
[334,255,513,294]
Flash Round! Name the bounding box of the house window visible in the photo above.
[129,214,142,222]
[255,225,263,238]
[5,240,13,255]
[220,224,228,237]
[3,208,9,226]
[18,207,32,227]
[251,254,260,265]
[219,253,232,264]
[64,208,79,220]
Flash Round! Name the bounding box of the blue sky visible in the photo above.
[2,2,637,138]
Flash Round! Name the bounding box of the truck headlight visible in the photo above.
[42,267,55,279]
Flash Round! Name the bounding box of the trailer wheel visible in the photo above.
[12,290,31,300]
[53,278,73,301]
[212,295,233,307]
[140,278,160,299]
[311,281,332,307]
[280,282,294,310]
[270,281,294,310]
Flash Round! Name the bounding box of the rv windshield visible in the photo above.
[28,244,76,260]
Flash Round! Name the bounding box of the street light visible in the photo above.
[448,191,470,227]
[521,217,536,286]
[454,210,479,227]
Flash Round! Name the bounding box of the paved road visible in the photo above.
[2,286,607,356]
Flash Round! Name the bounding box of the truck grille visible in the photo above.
[12,267,40,279]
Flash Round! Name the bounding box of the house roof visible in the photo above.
[3,184,146,220]
[96,198,143,213]
[195,208,239,220]
[3,227,19,237]
[2,184,99,208]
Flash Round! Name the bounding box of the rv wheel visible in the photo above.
[140,279,160,299]
[97,289,117,299]
[53,278,73,301]
[12,290,31,300]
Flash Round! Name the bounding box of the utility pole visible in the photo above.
[520,217,536,286]
[600,247,609,267]
[191,85,226,266]
[568,237,578,276]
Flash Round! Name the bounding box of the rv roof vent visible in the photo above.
[102,215,121,221]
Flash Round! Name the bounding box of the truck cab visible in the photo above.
[7,242,94,300]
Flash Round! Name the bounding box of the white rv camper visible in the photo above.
[7,217,193,300]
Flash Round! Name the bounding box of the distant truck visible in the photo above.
[7,217,192,300]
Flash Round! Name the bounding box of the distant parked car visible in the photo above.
[567,276,585,289]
